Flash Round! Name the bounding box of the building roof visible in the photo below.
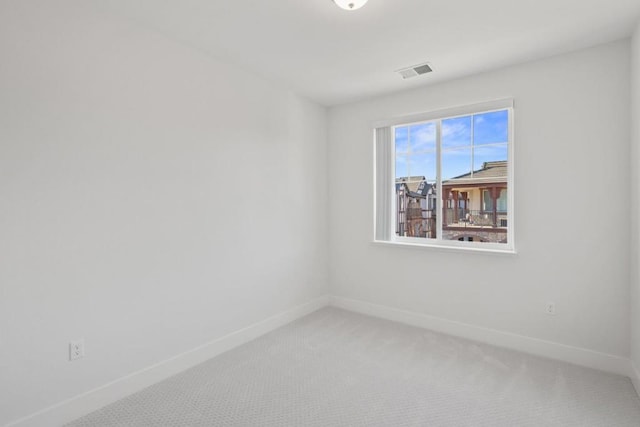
[396,176,425,193]
[443,161,507,186]
[396,176,435,197]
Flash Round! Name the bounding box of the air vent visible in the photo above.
[396,63,433,79]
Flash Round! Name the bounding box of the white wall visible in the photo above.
[0,1,328,425]
[328,41,631,358]
[631,22,640,379]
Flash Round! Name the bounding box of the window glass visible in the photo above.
[473,145,507,171]
[473,110,509,144]
[394,122,437,239]
[395,127,408,153]
[497,189,507,212]
[441,147,472,181]
[409,123,436,152]
[442,116,471,149]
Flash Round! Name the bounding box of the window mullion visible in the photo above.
[471,114,475,178]
[407,126,411,178]
[389,127,396,241]
[436,120,442,242]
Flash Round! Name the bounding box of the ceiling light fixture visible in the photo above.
[333,0,368,11]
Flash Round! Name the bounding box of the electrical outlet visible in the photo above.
[545,302,556,315]
[69,339,84,361]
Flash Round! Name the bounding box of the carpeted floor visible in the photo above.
[67,307,640,426]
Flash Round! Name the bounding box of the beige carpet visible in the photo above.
[67,307,640,426]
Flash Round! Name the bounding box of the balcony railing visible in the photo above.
[397,209,507,238]
[396,209,436,238]
[444,209,507,228]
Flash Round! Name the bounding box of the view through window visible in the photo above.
[393,108,510,246]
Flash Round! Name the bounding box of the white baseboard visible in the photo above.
[631,362,640,398]
[330,296,632,378]
[7,295,330,427]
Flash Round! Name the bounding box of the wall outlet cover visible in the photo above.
[69,339,85,361]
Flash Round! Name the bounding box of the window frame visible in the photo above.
[373,99,515,254]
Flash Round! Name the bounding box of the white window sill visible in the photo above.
[372,239,517,256]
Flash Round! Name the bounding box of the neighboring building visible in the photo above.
[395,161,508,242]
[395,176,436,238]
[441,160,508,243]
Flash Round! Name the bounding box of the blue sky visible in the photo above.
[395,110,508,180]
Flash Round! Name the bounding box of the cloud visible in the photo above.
[409,123,435,152]
[442,117,471,148]
[474,110,508,144]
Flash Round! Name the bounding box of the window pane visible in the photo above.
[395,126,408,153]
[442,116,471,149]
[409,152,436,182]
[483,190,494,211]
[441,147,472,180]
[473,110,508,145]
[394,122,437,240]
[409,122,435,152]
[395,185,436,239]
[498,189,507,212]
[395,154,408,179]
[473,144,507,171]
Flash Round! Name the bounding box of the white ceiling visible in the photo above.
[100,0,640,106]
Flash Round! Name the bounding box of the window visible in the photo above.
[374,99,514,252]
[482,189,507,213]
